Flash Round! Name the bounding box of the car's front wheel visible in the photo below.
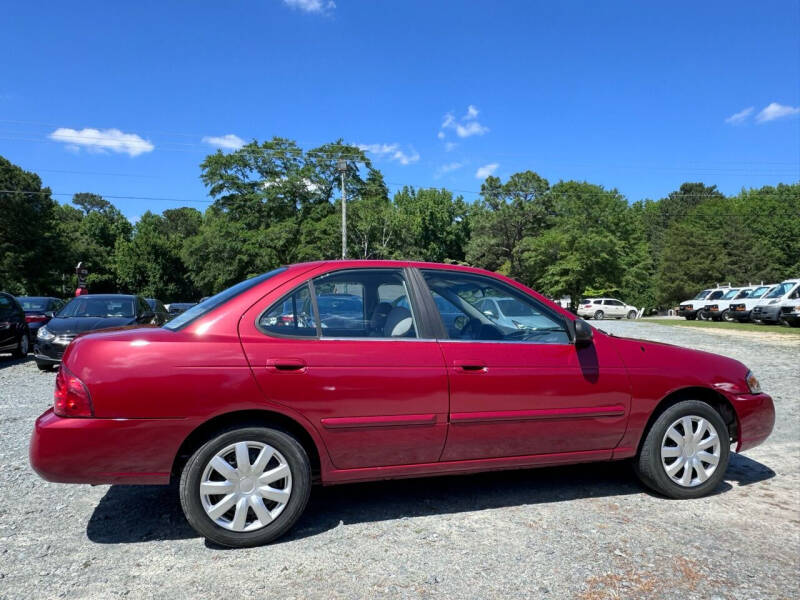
[627,310,637,320]
[635,400,730,499]
[179,426,311,548]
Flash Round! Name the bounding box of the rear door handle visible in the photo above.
[266,358,307,372]
[453,360,487,372]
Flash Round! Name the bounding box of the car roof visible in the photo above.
[69,294,137,299]
[16,296,59,300]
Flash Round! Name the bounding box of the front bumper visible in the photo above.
[29,408,192,485]
[729,392,775,452]
[751,305,782,322]
[33,339,71,363]
[676,306,698,318]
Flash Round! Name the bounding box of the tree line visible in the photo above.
[1,141,798,309]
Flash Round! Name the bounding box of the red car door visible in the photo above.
[416,268,631,462]
[239,266,449,471]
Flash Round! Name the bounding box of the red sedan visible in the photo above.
[30,261,775,547]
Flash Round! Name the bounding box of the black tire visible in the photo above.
[789,321,799,328]
[627,310,637,320]
[720,309,734,322]
[593,310,604,320]
[697,310,710,321]
[36,361,55,372]
[634,400,730,499]
[179,426,311,548]
[11,332,30,358]
[685,315,697,321]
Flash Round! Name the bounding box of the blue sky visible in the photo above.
[1,0,798,220]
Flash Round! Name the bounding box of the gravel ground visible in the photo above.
[1,321,798,600]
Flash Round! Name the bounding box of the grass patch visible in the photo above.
[642,318,800,335]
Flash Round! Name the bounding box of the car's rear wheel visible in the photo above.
[179,426,311,548]
[634,400,730,499]
[11,333,29,358]
[627,310,636,320]
[593,310,604,320]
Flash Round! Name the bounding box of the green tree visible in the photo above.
[392,186,469,262]
[0,156,63,294]
[466,171,551,277]
[519,181,632,308]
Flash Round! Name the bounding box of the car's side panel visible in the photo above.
[437,332,631,460]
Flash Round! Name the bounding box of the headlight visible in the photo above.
[37,326,55,341]
[746,371,762,394]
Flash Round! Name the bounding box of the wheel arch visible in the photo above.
[171,409,324,484]
[635,386,738,455]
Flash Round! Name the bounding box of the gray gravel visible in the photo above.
[0,321,798,600]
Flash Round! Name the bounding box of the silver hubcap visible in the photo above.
[661,416,721,487]
[200,441,292,532]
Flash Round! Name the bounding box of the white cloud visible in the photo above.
[434,162,463,178]
[358,143,420,165]
[455,121,489,138]
[48,127,154,156]
[756,102,800,123]
[439,105,489,139]
[725,106,753,124]
[202,134,245,150]
[283,0,335,14]
[475,163,499,179]
[444,141,457,152]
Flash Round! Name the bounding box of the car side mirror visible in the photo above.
[483,310,496,318]
[45,311,55,319]
[572,318,593,347]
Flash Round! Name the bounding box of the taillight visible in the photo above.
[25,314,48,323]
[54,366,94,417]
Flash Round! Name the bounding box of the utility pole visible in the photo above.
[337,158,347,259]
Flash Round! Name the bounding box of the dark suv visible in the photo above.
[0,292,31,358]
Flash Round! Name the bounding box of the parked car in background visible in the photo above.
[30,261,775,548]
[34,294,155,371]
[729,284,778,322]
[0,292,31,358]
[751,279,800,324]
[577,298,638,320]
[676,286,729,320]
[16,296,66,334]
[145,298,169,325]
[705,287,755,322]
[477,296,565,330]
[167,302,196,317]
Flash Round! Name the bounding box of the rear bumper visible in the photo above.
[729,393,775,452]
[29,408,192,485]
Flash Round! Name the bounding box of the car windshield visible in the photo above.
[750,286,770,299]
[18,298,50,312]
[497,299,536,317]
[163,268,286,331]
[693,290,710,300]
[765,282,794,299]
[722,289,740,300]
[57,297,135,318]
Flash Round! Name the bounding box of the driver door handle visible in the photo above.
[453,359,487,372]
[266,358,307,372]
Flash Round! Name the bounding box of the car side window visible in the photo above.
[259,283,316,337]
[0,296,13,319]
[420,270,570,344]
[313,269,418,338]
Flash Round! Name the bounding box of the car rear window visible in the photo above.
[164,268,286,331]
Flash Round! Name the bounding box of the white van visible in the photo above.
[751,279,800,324]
